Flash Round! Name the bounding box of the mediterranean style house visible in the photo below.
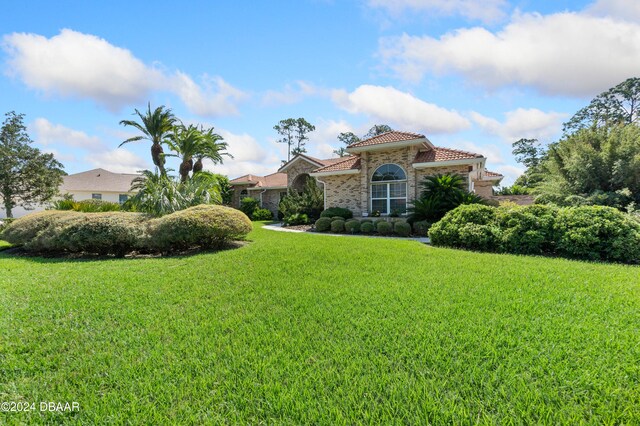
[230,131,503,217]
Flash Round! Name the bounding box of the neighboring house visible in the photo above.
[0,168,140,219]
[230,131,503,217]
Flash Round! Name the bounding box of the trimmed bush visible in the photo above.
[284,213,310,226]
[456,223,502,252]
[149,204,252,252]
[0,218,15,233]
[394,221,411,237]
[330,219,345,233]
[27,212,149,257]
[429,204,499,249]
[554,206,640,262]
[360,222,375,234]
[72,199,122,212]
[331,216,344,221]
[315,217,332,232]
[251,208,273,221]
[320,207,353,220]
[345,220,361,234]
[496,204,557,254]
[412,221,430,237]
[376,221,393,236]
[360,219,372,225]
[1,210,81,246]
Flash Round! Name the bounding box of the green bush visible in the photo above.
[456,223,502,252]
[1,210,81,246]
[394,221,411,237]
[330,216,344,221]
[239,197,259,217]
[496,205,558,254]
[314,217,332,232]
[51,198,76,210]
[554,206,640,262]
[360,222,375,234]
[284,213,310,226]
[330,219,345,233]
[412,221,431,237]
[376,221,393,236]
[320,208,353,220]
[251,208,273,221]
[149,205,252,252]
[0,218,15,233]
[429,204,498,249]
[345,220,361,234]
[27,212,149,257]
[73,199,122,212]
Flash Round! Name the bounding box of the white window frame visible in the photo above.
[91,193,102,200]
[370,164,407,215]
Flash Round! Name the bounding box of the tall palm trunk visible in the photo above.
[179,158,193,182]
[193,158,203,173]
[151,142,167,176]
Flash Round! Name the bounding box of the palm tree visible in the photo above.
[167,124,232,180]
[192,126,232,174]
[119,104,177,176]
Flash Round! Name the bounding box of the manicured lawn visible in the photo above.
[1,224,639,424]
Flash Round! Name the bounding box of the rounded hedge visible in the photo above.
[496,205,557,254]
[330,219,345,233]
[252,208,273,221]
[429,204,499,250]
[314,217,332,232]
[361,222,375,234]
[412,221,430,237]
[1,210,81,246]
[345,220,361,234]
[394,221,411,237]
[149,204,252,252]
[376,221,393,235]
[320,207,353,220]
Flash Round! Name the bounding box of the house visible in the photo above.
[230,131,503,217]
[0,168,140,219]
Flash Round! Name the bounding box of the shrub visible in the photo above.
[239,197,259,217]
[456,223,502,252]
[331,216,344,221]
[376,221,393,236]
[251,208,273,221]
[429,204,498,249]
[0,218,15,233]
[149,205,252,252]
[51,198,76,210]
[1,210,81,246]
[314,217,332,232]
[330,219,345,233]
[496,205,557,254]
[320,207,353,220]
[394,221,411,237]
[554,206,640,262]
[279,177,324,221]
[71,199,122,212]
[360,219,372,225]
[284,213,310,226]
[360,222,375,234]
[27,212,149,257]
[345,220,361,234]
[412,221,430,237]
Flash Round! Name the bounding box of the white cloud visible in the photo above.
[306,119,359,159]
[452,140,505,164]
[366,0,508,24]
[3,29,246,116]
[471,108,565,142]
[379,11,640,96]
[332,85,470,134]
[586,0,640,22]
[40,148,77,164]
[217,129,267,162]
[261,81,320,106]
[30,118,105,151]
[493,164,525,186]
[86,148,149,174]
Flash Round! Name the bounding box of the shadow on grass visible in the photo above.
[0,240,250,264]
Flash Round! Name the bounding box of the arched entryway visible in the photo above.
[291,173,311,193]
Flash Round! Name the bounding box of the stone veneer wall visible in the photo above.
[473,180,494,198]
[231,186,252,209]
[286,160,320,189]
[247,188,285,216]
[317,174,362,215]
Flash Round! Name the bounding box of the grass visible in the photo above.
[1,224,639,424]
[0,240,12,251]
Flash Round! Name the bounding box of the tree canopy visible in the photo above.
[0,111,65,218]
[274,118,315,163]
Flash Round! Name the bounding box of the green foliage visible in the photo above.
[376,221,393,236]
[274,118,316,163]
[0,111,66,218]
[360,221,375,234]
[0,218,16,233]
[149,205,252,252]
[554,206,640,262]
[412,220,431,237]
[125,170,222,216]
[429,204,499,250]
[496,205,558,254]
[279,177,324,222]
[363,124,393,139]
[51,197,76,210]
[344,220,361,234]
[330,219,345,233]
[320,207,353,220]
[393,221,411,237]
[251,208,273,221]
[314,217,332,232]
[284,213,310,226]
[495,184,530,195]
[69,199,122,212]
[1,210,80,246]
[239,197,260,217]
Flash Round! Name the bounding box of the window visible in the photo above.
[370,164,407,215]
[240,189,248,198]
[91,193,102,200]
[119,194,128,204]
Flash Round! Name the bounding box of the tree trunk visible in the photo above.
[151,143,166,176]
[4,203,12,219]
[179,158,193,182]
[193,158,203,173]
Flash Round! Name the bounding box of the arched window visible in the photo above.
[240,189,248,198]
[371,164,407,215]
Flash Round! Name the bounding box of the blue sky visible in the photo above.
[1,0,639,185]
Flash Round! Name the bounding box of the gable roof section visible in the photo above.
[346,131,432,153]
[229,174,261,184]
[230,172,287,189]
[60,168,140,193]
[484,169,503,178]
[413,147,483,164]
[279,153,327,172]
[310,156,361,176]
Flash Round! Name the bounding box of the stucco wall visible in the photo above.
[473,180,494,198]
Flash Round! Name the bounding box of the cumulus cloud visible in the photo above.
[452,140,505,164]
[586,0,640,22]
[379,11,640,96]
[86,148,150,174]
[332,85,470,134]
[366,0,508,24]
[30,118,105,151]
[3,29,246,116]
[306,119,359,159]
[261,81,320,106]
[471,108,565,143]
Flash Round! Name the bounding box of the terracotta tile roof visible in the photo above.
[312,156,361,173]
[60,168,140,193]
[484,169,503,177]
[348,131,426,148]
[229,174,260,184]
[231,172,287,188]
[413,147,483,163]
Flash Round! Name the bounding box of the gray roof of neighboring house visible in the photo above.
[60,168,141,193]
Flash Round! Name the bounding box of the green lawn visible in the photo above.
[1,224,639,424]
